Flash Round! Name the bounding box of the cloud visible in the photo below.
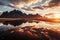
[0,0,60,9]
[42,0,60,8]
[0,0,11,7]
[0,0,60,16]
[48,0,60,7]
[31,0,60,9]
[0,0,42,9]
[21,0,60,15]
[0,1,4,5]
[22,7,33,11]
[9,0,42,8]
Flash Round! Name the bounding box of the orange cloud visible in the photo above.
[10,0,42,8]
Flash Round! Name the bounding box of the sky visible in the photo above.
[0,0,60,15]
[0,0,60,30]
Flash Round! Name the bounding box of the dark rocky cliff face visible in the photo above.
[0,10,25,18]
[0,10,42,18]
[0,26,60,40]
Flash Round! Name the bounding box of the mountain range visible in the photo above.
[0,10,42,18]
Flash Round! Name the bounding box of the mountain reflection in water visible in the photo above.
[0,20,60,30]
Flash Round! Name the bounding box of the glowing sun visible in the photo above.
[45,13,60,22]
[45,13,60,19]
[54,13,60,18]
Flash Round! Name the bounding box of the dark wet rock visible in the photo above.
[0,26,60,40]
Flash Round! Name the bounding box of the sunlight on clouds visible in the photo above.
[21,6,60,15]
[10,0,42,8]
[19,0,60,16]
[34,6,60,16]
[41,0,52,6]
[0,0,60,16]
